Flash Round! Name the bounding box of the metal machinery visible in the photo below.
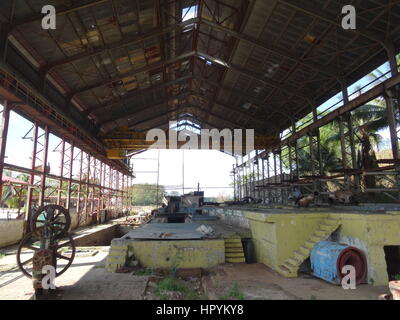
[310,241,367,285]
[16,205,76,298]
[153,191,205,223]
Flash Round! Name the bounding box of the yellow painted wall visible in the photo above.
[128,239,225,269]
[0,219,24,247]
[241,210,400,286]
[244,212,327,270]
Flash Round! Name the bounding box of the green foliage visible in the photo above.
[154,276,207,300]
[156,276,186,293]
[130,183,166,206]
[284,101,392,188]
[393,274,400,281]
[133,268,154,276]
[220,282,245,300]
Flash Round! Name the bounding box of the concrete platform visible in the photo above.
[203,206,400,286]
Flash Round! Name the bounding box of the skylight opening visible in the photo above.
[182,5,198,22]
[170,117,201,135]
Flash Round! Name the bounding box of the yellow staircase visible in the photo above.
[225,237,245,263]
[277,216,341,278]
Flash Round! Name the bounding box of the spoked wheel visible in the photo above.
[17,228,76,278]
[30,205,71,236]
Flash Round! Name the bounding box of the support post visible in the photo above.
[38,126,49,206]
[0,100,10,202]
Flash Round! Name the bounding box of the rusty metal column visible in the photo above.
[266,153,271,203]
[108,166,112,217]
[0,100,10,200]
[386,42,400,198]
[66,142,74,210]
[338,116,350,190]
[38,126,49,206]
[279,148,285,204]
[25,123,38,229]
[385,89,400,199]
[261,157,266,203]
[288,144,293,182]
[243,156,247,197]
[84,153,90,223]
[102,163,106,211]
[342,81,359,190]
[116,171,120,215]
[98,161,103,222]
[57,138,65,205]
[250,155,255,198]
[309,132,317,192]
[232,164,236,201]
[386,42,399,77]
[256,150,260,200]
[273,152,278,203]
[385,90,399,160]
[91,157,97,215]
[76,150,83,227]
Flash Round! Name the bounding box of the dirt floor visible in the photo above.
[203,263,388,300]
[0,243,389,300]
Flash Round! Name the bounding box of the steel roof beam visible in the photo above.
[126,104,241,132]
[38,19,199,74]
[70,53,195,99]
[99,91,192,126]
[11,0,111,28]
[197,51,312,102]
[278,0,386,47]
[189,91,273,127]
[201,19,339,79]
[86,74,193,116]
[192,75,295,121]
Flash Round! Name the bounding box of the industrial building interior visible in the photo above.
[0,0,400,301]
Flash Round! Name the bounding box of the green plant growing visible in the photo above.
[134,268,154,276]
[220,282,245,300]
[154,276,208,300]
[393,274,400,281]
[155,276,186,299]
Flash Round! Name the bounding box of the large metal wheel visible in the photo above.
[30,204,71,235]
[16,227,75,278]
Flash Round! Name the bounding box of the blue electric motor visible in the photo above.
[310,241,367,285]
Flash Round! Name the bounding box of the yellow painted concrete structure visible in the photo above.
[128,240,225,268]
[243,210,400,286]
[106,238,225,271]
[0,219,24,247]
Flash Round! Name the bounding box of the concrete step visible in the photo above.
[314,229,328,237]
[225,243,243,249]
[226,253,245,259]
[298,246,310,255]
[224,238,242,243]
[286,256,302,267]
[304,240,316,248]
[225,248,244,253]
[277,264,297,278]
[226,257,245,263]
[309,235,323,243]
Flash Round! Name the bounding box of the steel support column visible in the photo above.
[0,100,10,200]
[38,126,49,206]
